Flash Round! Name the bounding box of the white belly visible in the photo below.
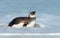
[12,21,35,28]
[12,22,24,28]
[27,21,35,27]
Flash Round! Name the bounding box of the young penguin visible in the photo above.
[8,11,36,28]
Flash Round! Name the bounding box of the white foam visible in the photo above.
[40,24,46,28]
[0,33,60,36]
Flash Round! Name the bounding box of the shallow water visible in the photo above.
[0,35,60,38]
[0,25,60,38]
[0,26,60,33]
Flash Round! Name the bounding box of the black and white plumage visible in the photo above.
[8,11,36,28]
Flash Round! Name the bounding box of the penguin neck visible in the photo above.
[28,14,35,18]
[28,15,36,21]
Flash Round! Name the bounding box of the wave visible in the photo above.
[0,33,60,36]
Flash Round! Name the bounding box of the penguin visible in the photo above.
[8,11,36,28]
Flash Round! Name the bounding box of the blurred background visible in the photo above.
[0,0,60,28]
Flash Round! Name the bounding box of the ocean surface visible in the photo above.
[0,35,60,38]
[0,25,60,33]
[0,25,60,38]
